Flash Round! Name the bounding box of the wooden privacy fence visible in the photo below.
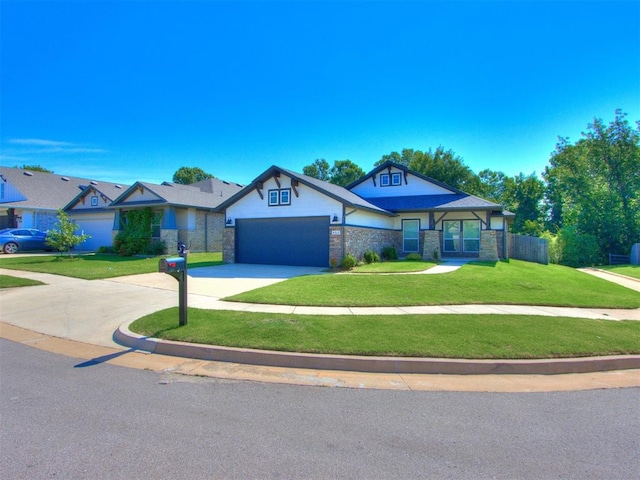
[508,233,549,265]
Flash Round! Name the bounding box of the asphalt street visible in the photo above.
[2,339,639,480]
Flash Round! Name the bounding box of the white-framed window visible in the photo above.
[380,174,390,186]
[443,220,460,252]
[268,188,291,206]
[443,220,480,253]
[462,220,480,252]
[403,219,420,252]
[391,172,402,185]
[280,189,290,205]
[91,196,98,206]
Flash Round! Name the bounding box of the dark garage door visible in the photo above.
[236,216,330,267]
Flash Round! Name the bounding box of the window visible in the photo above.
[403,219,420,252]
[462,220,480,252]
[443,220,480,253]
[151,211,162,239]
[380,172,401,187]
[268,188,291,206]
[443,221,460,252]
[91,196,98,206]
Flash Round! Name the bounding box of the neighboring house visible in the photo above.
[215,162,514,267]
[110,178,243,253]
[0,168,128,251]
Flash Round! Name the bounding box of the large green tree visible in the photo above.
[301,159,365,187]
[172,166,215,185]
[543,110,640,258]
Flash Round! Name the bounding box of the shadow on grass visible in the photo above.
[467,261,499,267]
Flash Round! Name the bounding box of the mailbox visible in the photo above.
[159,257,185,273]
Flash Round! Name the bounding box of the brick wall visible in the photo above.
[344,226,400,261]
[479,230,498,261]
[223,227,235,263]
[329,226,343,267]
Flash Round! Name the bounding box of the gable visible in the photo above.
[349,165,454,198]
[116,184,165,205]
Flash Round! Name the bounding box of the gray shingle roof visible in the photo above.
[366,194,503,212]
[0,166,128,210]
[215,165,395,216]
[112,180,243,209]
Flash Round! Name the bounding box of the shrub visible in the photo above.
[363,249,380,264]
[341,253,357,270]
[405,253,423,261]
[432,248,440,262]
[97,246,115,254]
[556,225,601,267]
[381,246,398,261]
[146,240,166,255]
[114,208,155,256]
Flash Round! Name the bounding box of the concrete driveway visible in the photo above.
[109,263,327,298]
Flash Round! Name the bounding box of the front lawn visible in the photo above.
[130,308,640,359]
[350,260,436,273]
[0,252,223,280]
[598,265,640,280]
[0,274,45,288]
[228,260,640,308]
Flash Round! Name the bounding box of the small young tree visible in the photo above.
[45,210,90,257]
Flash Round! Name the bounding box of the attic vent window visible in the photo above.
[24,171,33,176]
[61,177,69,181]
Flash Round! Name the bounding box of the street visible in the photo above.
[1,339,638,479]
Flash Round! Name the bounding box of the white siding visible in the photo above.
[393,213,430,230]
[124,185,162,203]
[227,175,343,221]
[490,216,505,230]
[435,211,490,230]
[350,167,453,198]
[345,209,395,229]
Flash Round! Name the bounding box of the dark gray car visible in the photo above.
[0,228,51,254]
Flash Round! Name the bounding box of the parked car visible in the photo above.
[0,228,52,254]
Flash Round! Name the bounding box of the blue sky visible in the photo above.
[1,0,638,186]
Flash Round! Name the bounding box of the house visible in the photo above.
[110,178,243,253]
[215,162,514,267]
[0,167,128,251]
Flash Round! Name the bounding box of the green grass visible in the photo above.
[0,252,223,280]
[0,274,45,288]
[130,308,640,359]
[228,260,640,308]
[598,265,640,280]
[350,260,436,273]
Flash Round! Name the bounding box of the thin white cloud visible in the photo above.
[9,138,74,147]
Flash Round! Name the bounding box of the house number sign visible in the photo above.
[331,230,341,236]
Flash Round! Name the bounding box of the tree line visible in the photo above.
[299,110,639,267]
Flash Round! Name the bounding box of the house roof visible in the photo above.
[214,165,395,216]
[111,179,243,209]
[366,193,503,212]
[0,166,128,211]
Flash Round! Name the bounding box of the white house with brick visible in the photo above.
[216,162,514,267]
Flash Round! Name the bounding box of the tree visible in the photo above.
[172,166,215,185]
[16,164,53,173]
[329,160,365,187]
[301,159,365,187]
[543,110,640,259]
[502,173,546,234]
[45,210,90,257]
[302,159,331,181]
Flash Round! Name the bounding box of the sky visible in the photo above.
[1,0,639,187]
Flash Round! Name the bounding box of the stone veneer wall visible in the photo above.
[496,230,505,259]
[422,230,441,261]
[205,213,225,251]
[344,226,400,261]
[329,226,343,267]
[223,227,235,263]
[160,229,178,254]
[479,230,498,261]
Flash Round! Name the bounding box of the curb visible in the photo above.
[115,321,640,375]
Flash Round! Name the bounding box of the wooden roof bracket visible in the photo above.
[291,179,299,197]
[372,175,376,187]
[256,181,264,200]
[471,211,488,228]
[273,172,281,188]
[434,212,448,226]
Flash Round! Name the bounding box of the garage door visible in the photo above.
[236,216,330,267]
[74,214,114,251]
